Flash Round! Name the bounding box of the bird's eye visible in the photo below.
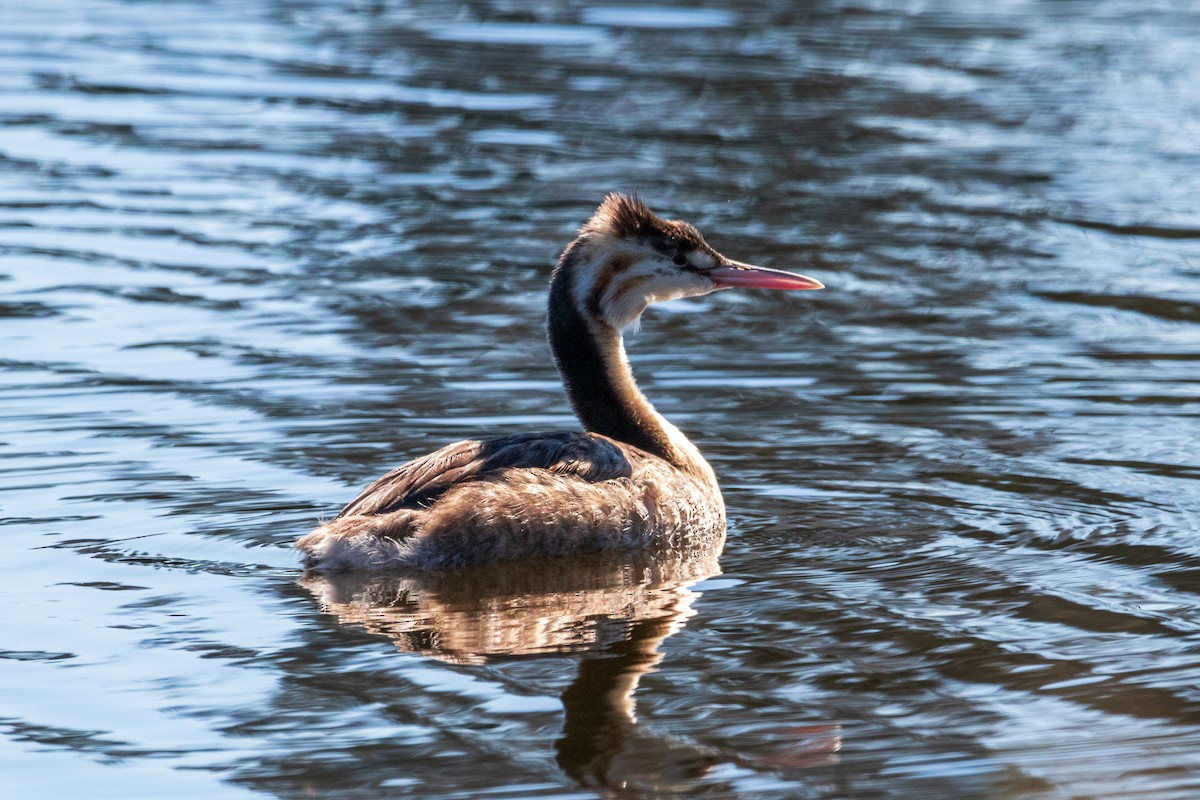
[673,254,688,266]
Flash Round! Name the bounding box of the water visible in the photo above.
[3,0,1200,796]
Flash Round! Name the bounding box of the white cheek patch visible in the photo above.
[570,250,608,313]
[570,240,722,332]
[568,240,647,313]
[604,290,650,333]
[601,258,714,332]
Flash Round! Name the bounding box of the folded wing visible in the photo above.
[338,431,635,518]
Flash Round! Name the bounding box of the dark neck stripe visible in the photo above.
[547,251,682,466]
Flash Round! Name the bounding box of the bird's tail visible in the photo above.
[295,511,419,571]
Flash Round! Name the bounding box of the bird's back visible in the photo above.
[296,431,725,571]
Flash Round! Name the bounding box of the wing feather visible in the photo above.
[337,432,634,518]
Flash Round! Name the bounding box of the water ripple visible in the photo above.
[3,0,1200,798]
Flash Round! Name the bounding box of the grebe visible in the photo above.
[297,194,822,571]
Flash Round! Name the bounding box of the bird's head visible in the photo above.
[557,193,823,332]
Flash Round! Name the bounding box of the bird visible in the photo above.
[296,193,823,571]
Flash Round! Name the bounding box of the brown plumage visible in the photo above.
[296,194,822,571]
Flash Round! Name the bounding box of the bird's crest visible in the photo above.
[583,193,706,250]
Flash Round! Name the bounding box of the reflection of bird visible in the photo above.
[301,547,841,795]
[299,544,721,662]
[297,193,822,570]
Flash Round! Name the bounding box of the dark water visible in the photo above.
[4,0,1200,797]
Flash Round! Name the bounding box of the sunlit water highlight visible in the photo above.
[3,0,1200,797]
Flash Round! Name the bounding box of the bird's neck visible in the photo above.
[547,251,710,478]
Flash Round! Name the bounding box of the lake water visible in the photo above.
[4,0,1200,797]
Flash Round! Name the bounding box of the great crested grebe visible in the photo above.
[297,194,822,571]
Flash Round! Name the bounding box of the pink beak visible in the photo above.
[707,260,824,291]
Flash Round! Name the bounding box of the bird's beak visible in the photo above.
[707,260,824,291]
